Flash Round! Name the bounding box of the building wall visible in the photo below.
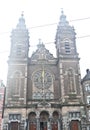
[0,80,5,130]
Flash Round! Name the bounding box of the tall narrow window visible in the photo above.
[65,42,71,54]
[12,72,21,96]
[68,69,76,93]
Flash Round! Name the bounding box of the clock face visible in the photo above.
[33,70,52,89]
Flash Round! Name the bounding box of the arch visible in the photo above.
[32,92,42,99]
[28,112,36,121]
[40,111,49,122]
[11,70,23,78]
[52,111,59,120]
[28,112,37,130]
[10,71,23,96]
[69,120,81,130]
[45,92,54,99]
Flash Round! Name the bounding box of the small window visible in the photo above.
[50,93,54,99]
[9,114,21,120]
[85,84,90,92]
[46,93,50,99]
[87,96,90,104]
[65,42,71,54]
[33,92,42,99]
[69,112,80,118]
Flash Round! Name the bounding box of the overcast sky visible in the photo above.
[0,0,90,84]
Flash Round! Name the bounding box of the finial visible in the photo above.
[21,11,24,17]
[61,8,64,15]
[37,39,45,48]
[38,38,42,44]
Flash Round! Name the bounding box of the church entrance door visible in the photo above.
[29,122,36,130]
[70,120,81,130]
[40,111,49,130]
[28,112,36,130]
[40,122,47,130]
[51,122,58,130]
[10,122,19,130]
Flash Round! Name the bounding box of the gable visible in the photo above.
[31,43,55,61]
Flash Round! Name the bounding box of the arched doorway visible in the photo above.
[51,111,59,130]
[28,112,36,130]
[40,111,49,130]
[70,120,81,130]
[9,121,20,130]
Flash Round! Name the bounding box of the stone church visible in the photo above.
[2,10,90,130]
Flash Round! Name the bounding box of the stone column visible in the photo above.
[36,111,40,130]
[36,118,40,130]
[47,120,51,130]
[58,120,60,130]
[48,112,52,130]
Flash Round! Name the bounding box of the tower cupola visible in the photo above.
[55,10,77,58]
[9,13,29,60]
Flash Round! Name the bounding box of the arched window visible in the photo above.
[68,69,76,93]
[46,93,50,99]
[37,93,41,99]
[33,93,36,99]
[12,71,21,96]
[50,93,54,99]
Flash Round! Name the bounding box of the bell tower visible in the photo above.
[55,10,83,103]
[6,13,29,103]
[10,13,29,60]
[3,14,30,129]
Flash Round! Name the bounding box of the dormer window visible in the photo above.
[85,84,90,91]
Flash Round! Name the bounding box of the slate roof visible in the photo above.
[82,69,90,82]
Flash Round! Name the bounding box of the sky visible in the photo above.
[0,0,90,84]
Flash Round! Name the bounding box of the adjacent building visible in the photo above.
[0,80,5,130]
[2,11,90,130]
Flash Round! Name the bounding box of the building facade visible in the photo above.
[3,11,90,130]
[0,80,5,130]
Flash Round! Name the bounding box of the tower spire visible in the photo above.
[61,8,64,15]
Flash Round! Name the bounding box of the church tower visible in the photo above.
[55,10,84,129]
[3,14,30,130]
[55,10,83,102]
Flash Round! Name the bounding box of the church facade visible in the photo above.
[2,11,90,130]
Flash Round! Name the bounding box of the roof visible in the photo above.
[82,69,90,82]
